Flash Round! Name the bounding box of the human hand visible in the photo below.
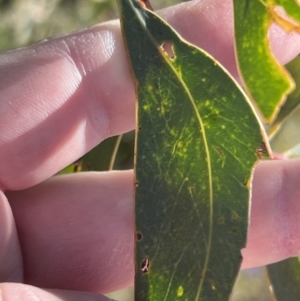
[1,0,300,299]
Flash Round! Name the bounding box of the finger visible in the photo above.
[0,283,113,301]
[7,160,300,292]
[0,192,23,282]
[7,170,134,294]
[0,19,134,191]
[1,0,300,191]
[241,158,300,269]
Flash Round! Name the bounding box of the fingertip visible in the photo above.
[242,159,300,269]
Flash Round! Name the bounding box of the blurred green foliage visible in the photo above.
[0,0,115,51]
[0,0,185,52]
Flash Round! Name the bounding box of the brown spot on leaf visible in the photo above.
[256,142,267,159]
[231,228,238,234]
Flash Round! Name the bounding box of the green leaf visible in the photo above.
[269,57,300,133]
[79,135,133,171]
[58,134,134,174]
[233,0,300,123]
[267,57,300,158]
[267,258,300,301]
[117,0,270,300]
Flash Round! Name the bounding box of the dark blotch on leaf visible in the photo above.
[231,228,238,234]
[256,141,267,159]
[137,232,143,240]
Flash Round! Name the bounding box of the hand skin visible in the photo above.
[1,0,300,299]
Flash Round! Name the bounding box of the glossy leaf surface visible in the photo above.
[117,0,270,300]
[267,258,300,301]
[233,0,300,123]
